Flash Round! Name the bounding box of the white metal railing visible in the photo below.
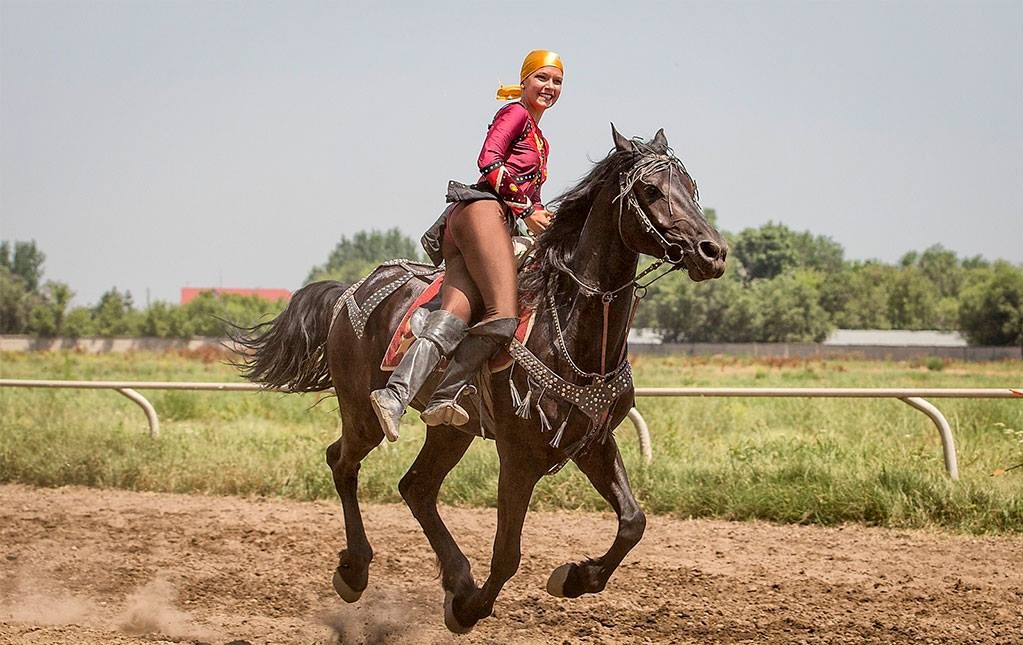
[635,387,1022,480]
[0,379,655,461]
[2,379,1020,480]
[0,379,267,440]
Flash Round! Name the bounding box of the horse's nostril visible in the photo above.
[698,240,722,261]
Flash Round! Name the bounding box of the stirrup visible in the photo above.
[369,388,403,442]
[421,384,477,427]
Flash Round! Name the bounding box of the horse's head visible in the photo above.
[611,125,727,282]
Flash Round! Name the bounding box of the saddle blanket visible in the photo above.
[381,273,536,373]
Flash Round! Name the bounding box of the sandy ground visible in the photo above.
[1,484,1020,645]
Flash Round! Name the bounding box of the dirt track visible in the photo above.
[1,485,1020,645]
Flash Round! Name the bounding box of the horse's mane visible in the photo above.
[518,136,694,306]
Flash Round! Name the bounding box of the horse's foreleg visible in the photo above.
[547,435,646,598]
[398,424,476,601]
[448,451,542,634]
[326,413,381,603]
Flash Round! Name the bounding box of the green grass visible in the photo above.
[1,350,1021,533]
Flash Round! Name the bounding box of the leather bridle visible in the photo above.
[556,150,697,302]
[549,148,701,375]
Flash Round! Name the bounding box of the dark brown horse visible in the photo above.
[234,125,726,633]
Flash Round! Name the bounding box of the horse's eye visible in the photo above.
[642,184,663,201]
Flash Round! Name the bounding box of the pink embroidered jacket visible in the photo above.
[477,103,549,218]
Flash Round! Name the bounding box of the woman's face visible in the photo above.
[521,66,563,113]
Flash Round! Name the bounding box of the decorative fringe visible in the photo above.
[509,364,532,419]
[549,417,569,448]
[512,381,532,419]
[537,399,552,433]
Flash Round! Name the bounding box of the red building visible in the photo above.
[180,287,292,305]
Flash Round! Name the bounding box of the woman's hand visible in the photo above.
[523,209,553,236]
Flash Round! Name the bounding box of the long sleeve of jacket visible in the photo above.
[477,105,542,217]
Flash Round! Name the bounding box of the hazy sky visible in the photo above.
[2,0,1021,306]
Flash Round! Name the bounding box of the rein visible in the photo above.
[550,151,693,376]
[505,146,704,469]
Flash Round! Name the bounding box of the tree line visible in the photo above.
[2,222,1021,345]
[0,241,286,338]
[633,216,1022,346]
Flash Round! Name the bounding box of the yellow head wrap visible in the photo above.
[496,50,564,101]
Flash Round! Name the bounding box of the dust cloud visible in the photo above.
[0,581,94,626]
[0,572,95,626]
[1,570,215,642]
[317,590,421,645]
[117,577,215,641]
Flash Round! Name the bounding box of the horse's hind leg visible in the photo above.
[326,408,382,603]
[546,435,646,599]
[398,424,476,609]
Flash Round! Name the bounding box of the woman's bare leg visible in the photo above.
[442,200,518,322]
[424,200,520,427]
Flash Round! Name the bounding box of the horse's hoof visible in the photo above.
[444,591,474,634]
[546,563,573,597]
[332,568,363,603]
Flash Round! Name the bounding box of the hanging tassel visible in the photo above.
[512,381,532,419]
[537,400,552,434]
[509,377,523,407]
[508,365,532,419]
[549,417,569,448]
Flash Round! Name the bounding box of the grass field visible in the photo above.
[1,350,1021,534]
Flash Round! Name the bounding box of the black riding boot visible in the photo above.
[370,309,466,441]
[420,317,518,427]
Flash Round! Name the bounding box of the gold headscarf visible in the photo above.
[496,50,563,100]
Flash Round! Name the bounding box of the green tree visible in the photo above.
[933,297,960,332]
[92,288,141,336]
[917,245,959,294]
[729,222,843,281]
[749,269,833,342]
[643,269,758,342]
[958,262,1023,346]
[645,267,831,343]
[62,307,95,338]
[26,281,74,336]
[0,240,46,292]
[887,267,939,329]
[916,244,962,299]
[820,262,895,329]
[142,301,191,338]
[307,228,422,284]
[184,291,287,337]
[793,231,845,275]
[731,222,798,281]
[0,266,34,333]
[961,255,989,270]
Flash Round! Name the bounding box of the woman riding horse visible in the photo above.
[234,122,727,633]
[369,50,564,441]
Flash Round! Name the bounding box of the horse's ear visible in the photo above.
[652,128,668,151]
[611,123,633,152]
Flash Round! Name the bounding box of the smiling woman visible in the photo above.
[370,50,566,441]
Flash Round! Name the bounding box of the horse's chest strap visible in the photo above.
[507,339,632,423]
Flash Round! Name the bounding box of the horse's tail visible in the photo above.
[228,280,349,392]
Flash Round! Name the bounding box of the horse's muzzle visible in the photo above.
[686,238,727,281]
